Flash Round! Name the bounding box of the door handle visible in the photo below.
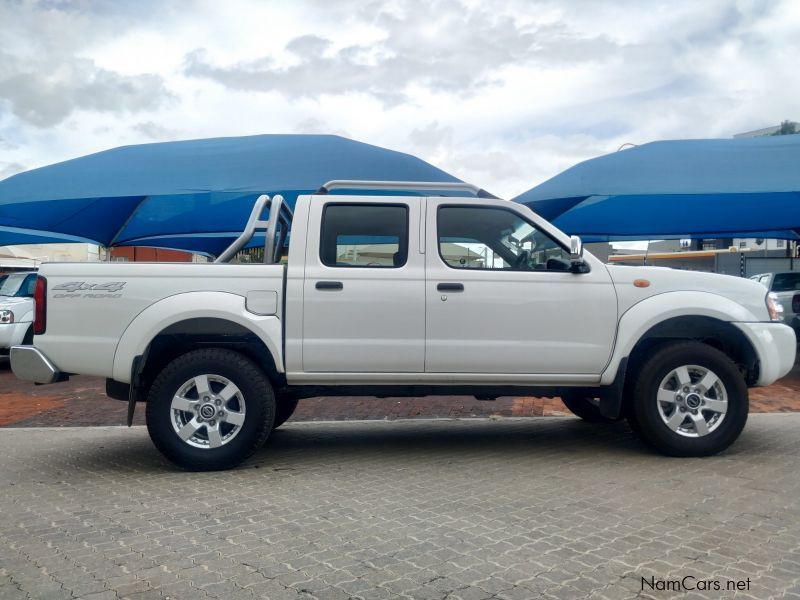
[316,281,343,291]
[437,283,464,292]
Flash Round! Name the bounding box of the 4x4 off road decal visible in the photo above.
[52,281,126,298]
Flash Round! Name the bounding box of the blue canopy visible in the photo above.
[0,134,463,256]
[513,135,800,241]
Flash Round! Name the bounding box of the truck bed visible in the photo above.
[36,262,285,378]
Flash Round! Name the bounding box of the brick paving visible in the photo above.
[1,415,799,599]
[1,358,799,428]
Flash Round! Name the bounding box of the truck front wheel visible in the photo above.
[146,348,275,471]
[627,341,748,457]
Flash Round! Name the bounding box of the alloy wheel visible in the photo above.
[656,364,728,437]
[170,374,246,449]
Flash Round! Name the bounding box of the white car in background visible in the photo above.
[750,272,800,338]
[0,271,38,354]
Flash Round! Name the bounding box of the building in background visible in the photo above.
[108,247,208,263]
[0,243,100,272]
[0,243,209,272]
[734,121,799,138]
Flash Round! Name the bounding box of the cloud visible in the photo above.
[409,121,453,153]
[1,0,799,206]
[0,56,173,127]
[182,0,618,103]
[0,135,18,150]
[286,35,331,58]
[0,162,26,179]
[0,2,175,127]
[133,121,180,140]
[294,118,350,137]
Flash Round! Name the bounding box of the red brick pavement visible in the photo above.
[1,358,798,428]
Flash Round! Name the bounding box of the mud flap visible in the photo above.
[599,357,628,419]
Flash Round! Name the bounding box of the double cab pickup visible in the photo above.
[10,181,796,470]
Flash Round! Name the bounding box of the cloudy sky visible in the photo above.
[0,0,798,199]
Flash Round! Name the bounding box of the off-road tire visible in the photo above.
[146,348,274,471]
[627,341,748,457]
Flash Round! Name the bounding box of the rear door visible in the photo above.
[302,197,425,372]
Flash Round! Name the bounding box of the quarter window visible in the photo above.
[320,204,409,268]
[437,206,571,272]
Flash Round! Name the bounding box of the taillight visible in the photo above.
[793,294,800,314]
[33,276,47,335]
[766,293,783,322]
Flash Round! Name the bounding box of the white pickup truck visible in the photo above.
[10,181,796,470]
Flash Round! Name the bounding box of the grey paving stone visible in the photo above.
[0,416,798,600]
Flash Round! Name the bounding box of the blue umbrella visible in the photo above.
[513,135,800,242]
[0,134,467,256]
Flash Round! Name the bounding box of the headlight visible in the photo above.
[766,293,784,322]
[0,310,14,324]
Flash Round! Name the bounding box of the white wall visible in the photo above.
[0,243,101,269]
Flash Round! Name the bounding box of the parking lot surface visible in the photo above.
[2,358,800,427]
[1,414,799,599]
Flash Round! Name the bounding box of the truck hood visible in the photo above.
[606,265,770,321]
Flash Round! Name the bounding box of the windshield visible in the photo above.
[771,273,800,292]
[0,273,36,297]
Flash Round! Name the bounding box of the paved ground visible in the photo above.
[1,415,799,600]
[2,358,800,427]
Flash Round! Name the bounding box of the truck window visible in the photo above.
[771,272,800,291]
[437,206,571,272]
[320,204,409,268]
[0,273,36,297]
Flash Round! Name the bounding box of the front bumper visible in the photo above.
[0,321,31,351]
[733,322,797,386]
[10,345,64,384]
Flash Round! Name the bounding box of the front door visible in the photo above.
[425,200,617,375]
[302,198,425,372]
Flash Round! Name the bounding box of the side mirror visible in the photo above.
[569,235,584,261]
[569,235,590,273]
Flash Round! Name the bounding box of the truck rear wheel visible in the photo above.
[273,397,299,430]
[146,348,274,471]
[627,341,748,457]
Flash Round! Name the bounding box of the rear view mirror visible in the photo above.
[569,235,590,274]
[569,235,583,260]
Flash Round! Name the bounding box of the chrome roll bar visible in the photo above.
[214,194,294,264]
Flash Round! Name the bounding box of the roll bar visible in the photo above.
[214,194,293,264]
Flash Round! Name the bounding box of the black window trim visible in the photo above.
[435,204,571,273]
[320,201,411,269]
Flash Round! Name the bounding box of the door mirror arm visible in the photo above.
[569,260,591,274]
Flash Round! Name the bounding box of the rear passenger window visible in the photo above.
[320,204,409,268]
